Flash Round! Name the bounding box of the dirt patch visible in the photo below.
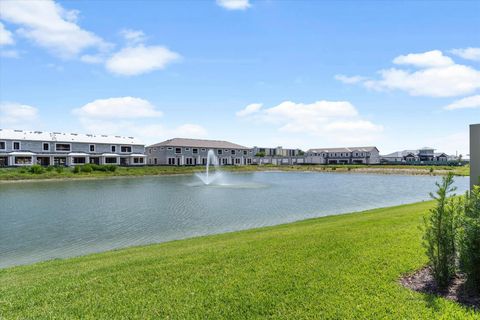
[400,266,479,310]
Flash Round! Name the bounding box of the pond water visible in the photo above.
[0,172,469,268]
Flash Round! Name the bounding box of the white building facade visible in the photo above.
[305,146,380,164]
[0,129,146,167]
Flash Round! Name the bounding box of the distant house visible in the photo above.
[305,146,380,164]
[0,129,146,167]
[380,147,449,164]
[146,138,254,166]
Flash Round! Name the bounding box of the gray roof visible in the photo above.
[308,146,378,153]
[147,138,249,149]
[381,150,418,158]
[0,129,143,145]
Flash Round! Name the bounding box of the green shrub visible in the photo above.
[55,166,64,173]
[80,164,93,173]
[28,164,45,174]
[423,173,459,289]
[46,166,54,172]
[73,166,80,174]
[429,167,434,173]
[106,165,117,172]
[458,186,480,293]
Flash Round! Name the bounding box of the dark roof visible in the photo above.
[147,138,249,149]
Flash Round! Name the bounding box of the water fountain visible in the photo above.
[196,149,222,185]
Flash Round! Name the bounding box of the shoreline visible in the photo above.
[0,165,469,183]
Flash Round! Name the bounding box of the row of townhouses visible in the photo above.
[0,129,146,167]
[0,129,458,167]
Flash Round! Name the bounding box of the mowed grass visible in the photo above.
[0,163,469,181]
[0,202,478,319]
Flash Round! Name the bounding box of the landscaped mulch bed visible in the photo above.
[401,266,479,310]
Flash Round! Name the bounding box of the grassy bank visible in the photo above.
[0,201,478,319]
[0,163,469,181]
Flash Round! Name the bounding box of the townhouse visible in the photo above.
[0,129,146,166]
[146,138,254,166]
[305,146,380,164]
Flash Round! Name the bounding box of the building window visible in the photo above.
[42,143,49,151]
[73,157,86,164]
[105,157,117,164]
[89,144,95,152]
[0,141,5,150]
[121,146,132,153]
[231,150,235,155]
[160,147,164,150]
[175,148,181,154]
[243,150,247,155]
[186,158,193,165]
[14,157,32,165]
[139,158,144,164]
[54,157,66,166]
[167,147,173,150]
[201,148,206,151]
[193,148,198,154]
[111,145,116,153]
[168,158,175,165]
[13,141,20,150]
[149,149,152,154]
[217,149,223,155]
[55,143,70,151]
[185,148,190,151]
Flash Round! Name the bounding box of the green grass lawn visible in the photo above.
[0,163,470,181]
[1,201,478,319]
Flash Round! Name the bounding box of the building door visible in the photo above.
[0,157,7,166]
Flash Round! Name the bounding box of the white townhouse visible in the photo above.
[305,146,380,164]
[0,129,146,167]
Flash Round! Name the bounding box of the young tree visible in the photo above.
[458,186,480,293]
[423,173,458,290]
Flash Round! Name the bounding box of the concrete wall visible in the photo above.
[471,124,480,189]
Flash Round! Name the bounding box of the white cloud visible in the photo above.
[105,45,180,76]
[236,103,262,117]
[236,100,382,144]
[0,49,19,58]
[120,29,146,46]
[0,0,109,58]
[73,97,163,119]
[451,47,480,62]
[0,102,38,126]
[73,97,207,144]
[0,22,14,45]
[216,0,251,10]
[393,50,454,68]
[444,95,480,110]
[334,74,366,84]
[80,54,105,64]
[338,50,480,98]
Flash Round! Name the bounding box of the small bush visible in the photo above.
[430,167,434,173]
[106,165,117,172]
[28,164,45,174]
[55,166,64,173]
[423,173,459,289]
[46,166,54,172]
[80,164,93,173]
[458,186,480,293]
[73,166,80,174]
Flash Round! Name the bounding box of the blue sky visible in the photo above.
[0,0,479,155]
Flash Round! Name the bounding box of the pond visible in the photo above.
[0,172,469,268]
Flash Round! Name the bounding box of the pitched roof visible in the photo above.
[147,138,249,149]
[381,150,418,158]
[308,146,378,153]
[0,129,144,145]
